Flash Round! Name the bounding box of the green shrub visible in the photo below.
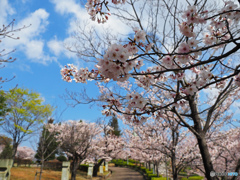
[146,171,153,175]
[140,166,146,172]
[151,177,168,180]
[148,173,158,180]
[57,155,67,162]
[146,170,153,174]
[128,164,136,168]
[78,164,89,172]
[129,159,137,163]
[136,166,142,170]
[188,176,204,180]
[179,172,188,176]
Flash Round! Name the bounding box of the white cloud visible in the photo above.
[1,8,54,65]
[51,0,83,16]
[47,37,65,56]
[0,0,15,25]
[24,40,44,59]
[47,36,77,59]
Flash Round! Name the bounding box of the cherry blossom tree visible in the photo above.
[126,115,201,179]
[16,146,35,160]
[82,123,126,177]
[192,128,240,180]
[61,1,240,179]
[48,120,103,180]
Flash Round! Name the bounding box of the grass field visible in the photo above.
[10,166,109,180]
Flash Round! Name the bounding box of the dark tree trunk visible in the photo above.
[93,159,104,177]
[197,134,217,180]
[71,157,80,180]
[156,162,159,177]
[154,163,156,174]
[12,142,18,166]
[188,96,217,180]
[171,155,178,180]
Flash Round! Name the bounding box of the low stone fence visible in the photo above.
[0,159,13,180]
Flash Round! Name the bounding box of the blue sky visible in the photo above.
[0,0,132,147]
[1,0,101,120]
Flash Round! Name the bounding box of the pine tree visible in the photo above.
[35,119,59,162]
[0,142,13,159]
[0,93,11,126]
[108,114,121,136]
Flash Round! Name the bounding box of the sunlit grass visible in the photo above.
[10,166,109,180]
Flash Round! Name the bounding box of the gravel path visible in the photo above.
[108,167,144,180]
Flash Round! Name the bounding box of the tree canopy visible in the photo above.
[0,87,53,161]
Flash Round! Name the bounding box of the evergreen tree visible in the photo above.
[0,93,11,126]
[57,153,67,162]
[0,142,13,159]
[107,114,121,136]
[35,118,59,162]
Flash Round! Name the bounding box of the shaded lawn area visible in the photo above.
[11,167,108,180]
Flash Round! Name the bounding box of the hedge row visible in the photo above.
[180,176,204,180]
[78,164,89,172]
[111,159,204,180]
[111,159,160,180]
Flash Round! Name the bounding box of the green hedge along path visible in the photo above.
[108,166,145,180]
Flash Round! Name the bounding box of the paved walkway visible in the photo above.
[108,167,144,180]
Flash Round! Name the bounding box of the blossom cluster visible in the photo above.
[179,5,206,37]
[126,92,147,110]
[95,29,148,81]
[60,64,99,83]
[85,0,126,23]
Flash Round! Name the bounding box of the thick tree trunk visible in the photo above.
[156,162,159,177]
[171,155,178,180]
[197,134,217,180]
[12,142,18,166]
[93,159,104,177]
[71,157,80,180]
[187,97,217,180]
